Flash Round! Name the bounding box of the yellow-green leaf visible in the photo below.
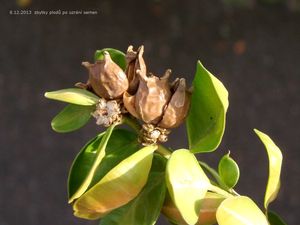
[73,145,157,220]
[100,154,167,225]
[216,196,269,225]
[68,129,139,201]
[186,61,229,153]
[44,88,99,105]
[254,129,283,209]
[166,149,210,225]
[69,125,115,203]
[162,192,225,225]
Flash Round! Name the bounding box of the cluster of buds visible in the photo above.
[91,98,122,127]
[139,124,171,146]
[78,46,191,145]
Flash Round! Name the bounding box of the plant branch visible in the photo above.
[122,116,173,158]
[122,115,141,133]
[199,161,240,196]
[122,114,238,197]
[199,161,228,190]
[156,145,172,159]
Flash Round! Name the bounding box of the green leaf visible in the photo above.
[68,128,139,201]
[267,211,287,225]
[95,48,126,70]
[254,129,283,209]
[218,152,240,189]
[68,132,104,200]
[73,145,157,220]
[162,192,225,225]
[186,61,229,153]
[68,125,116,203]
[100,154,167,225]
[216,196,269,225]
[166,149,210,225]
[51,104,94,133]
[44,88,99,105]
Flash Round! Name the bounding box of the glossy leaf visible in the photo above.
[68,133,104,200]
[73,145,157,220]
[88,132,140,189]
[45,88,99,105]
[51,104,94,133]
[68,128,138,201]
[216,196,269,225]
[166,149,210,225]
[100,154,167,225]
[186,61,229,153]
[162,192,225,225]
[95,48,126,70]
[68,125,115,203]
[254,129,283,209]
[267,211,287,225]
[218,153,240,189]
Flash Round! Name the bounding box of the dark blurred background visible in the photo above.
[1,0,300,224]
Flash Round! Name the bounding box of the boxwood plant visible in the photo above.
[45,46,286,225]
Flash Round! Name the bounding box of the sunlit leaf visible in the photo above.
[51,104,94,133]
[254,129,283,209]
[218,152,240,189]
[186,61,229,153]
[100,154,166,225]
[68,125,115,203]
[68,133,104,200]
[45,88,99,105]
[267,211,287,225]
[68,128,139,201]
[73,145,157,220]
[162,192,225,225]
[95,48,126,70]
[166,149,210,225]
[216,196,269,225]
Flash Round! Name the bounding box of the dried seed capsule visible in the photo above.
[124,69,172,124]
[125,45,146,94]
[123,92,140,119]
[158,78,191,128]
[134,69,172,124]
[82,51,128,99]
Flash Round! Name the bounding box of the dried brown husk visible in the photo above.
[125,45,146,94]
[158,78,191,128]
[134,69,172,124]
[82,51,128,99]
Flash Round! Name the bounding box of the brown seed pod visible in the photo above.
[158,78,191,128]
[123,92,140,119]
[134,69,172,124]
[82,51,128,99]
[125,45,146,94]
